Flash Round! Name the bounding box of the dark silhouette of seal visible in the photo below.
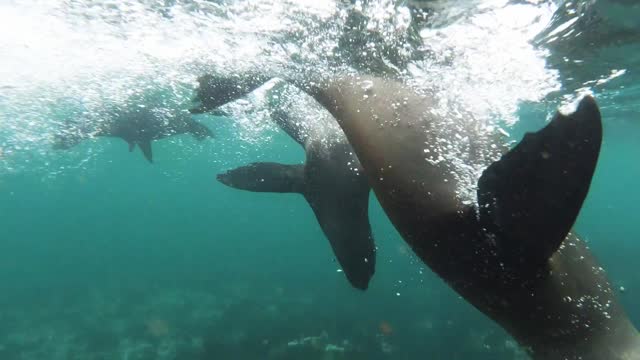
[192,72,640,359]
[189,73,271,115]
[54,107,213,163]
[302,75,640,360]
[216,81,375,290]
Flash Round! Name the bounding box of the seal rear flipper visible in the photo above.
[217,162,305,193]
[191,73,271,113]
[137,140,153,163]
[477,95,602,266]
[307,192,376,290]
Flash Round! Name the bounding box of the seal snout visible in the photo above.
[216,172,232,186]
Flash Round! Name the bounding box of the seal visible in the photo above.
[192,72,640,359]
[302,75,640,360]
[54,106,213,163]
[216,81,375,290]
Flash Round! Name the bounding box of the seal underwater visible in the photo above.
[54,106,213,163]
[192,72,640,359]
[214,81,376,290]
[300,75,640,360]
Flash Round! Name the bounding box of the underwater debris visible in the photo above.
[378,321,393,336]
[268,331,360,360]
[286,330,329,349]
[146,318,170,337]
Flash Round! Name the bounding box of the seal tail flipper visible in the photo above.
[137,140,153,163]
[217,162,305,193]
[477,95,602,266]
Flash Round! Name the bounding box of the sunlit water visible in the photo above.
[0,0,638,359]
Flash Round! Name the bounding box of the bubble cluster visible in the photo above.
[0,0,570,187]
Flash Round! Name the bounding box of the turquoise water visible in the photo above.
[0,1,639,359]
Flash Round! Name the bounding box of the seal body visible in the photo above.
[217,82,375,290]
[54,107,213,163]
[306,75,640,359]
[192,72,640,358]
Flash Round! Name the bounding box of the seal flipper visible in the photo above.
[217,161,375,290]
[137,140,153,163]
[477,95,602,266]
[128,142,135,152]
[305,187,375,290]
[217,162,305,193]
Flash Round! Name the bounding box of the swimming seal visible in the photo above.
[301,75,640,360]
[192,72,640,359]
[54,106,213,163]
[216,81,375,290]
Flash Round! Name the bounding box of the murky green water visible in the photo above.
[0,1,638,359]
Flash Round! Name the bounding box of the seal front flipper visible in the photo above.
[217,162,375,290]
[477,95,602,266]
[305,186,375,290]
[137,140,153,163]
[217,162,305,193]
